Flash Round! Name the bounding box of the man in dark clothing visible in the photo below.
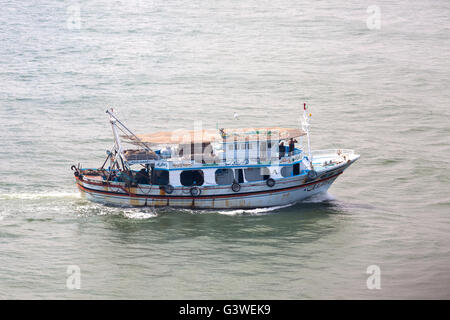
[289,138,298,156]
[279,141,285,159]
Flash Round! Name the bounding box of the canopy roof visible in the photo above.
[123,127,305,146]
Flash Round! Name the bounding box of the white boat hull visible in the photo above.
[75,156,358,209]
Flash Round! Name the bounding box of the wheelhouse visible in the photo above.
[98,115,312,189]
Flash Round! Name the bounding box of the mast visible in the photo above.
[106,108,154,153]
[105,108,159,172]
[302,103,313,168]
[107,108,127,171]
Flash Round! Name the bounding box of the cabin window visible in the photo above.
[180,170,204,186]
[281,166,293,177]
[293,163,300,176]
[244,167,270,182]
[215,169,234,185]
[152,169,169,185]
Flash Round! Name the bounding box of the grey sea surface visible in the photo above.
[0,0,449,299]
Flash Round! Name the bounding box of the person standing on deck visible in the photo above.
[289,138,298,156]
[279,141,285,159]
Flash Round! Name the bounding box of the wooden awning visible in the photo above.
[123,127,305,146]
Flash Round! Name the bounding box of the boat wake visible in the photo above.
[0,191,81,200]
[73,201,160,219]
[217,203,295,216]
[122,208,158,219]
[216,192,336,216]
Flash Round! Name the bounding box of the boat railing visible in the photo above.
[160,152,304,169]
[129,149,354,169]
[312,149,355,159]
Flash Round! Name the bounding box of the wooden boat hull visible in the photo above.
[75,159,357,209]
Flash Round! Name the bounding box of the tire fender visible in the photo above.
[231,182,241,192]
[164,184,174,194]
[190,186,201,197]
[266,178,275,187]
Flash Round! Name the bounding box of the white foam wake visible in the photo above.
[123,210,158,219]
[0,192,81,200]
[218,203,295,216]
[122,207,158,219]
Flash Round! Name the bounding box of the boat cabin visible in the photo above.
[100,126,310,188]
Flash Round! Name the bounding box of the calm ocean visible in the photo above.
[0,0,449,299]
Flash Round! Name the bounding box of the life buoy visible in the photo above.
[164,184,174,194]
[307,170,318,180]
[266,178,275,187]
[190,186,201,197]
[231,182,241,192]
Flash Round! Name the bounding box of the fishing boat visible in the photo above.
[72,105,359,209]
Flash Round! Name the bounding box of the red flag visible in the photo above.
[304,103,306,110]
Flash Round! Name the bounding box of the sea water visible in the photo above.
[0,0,449,299]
